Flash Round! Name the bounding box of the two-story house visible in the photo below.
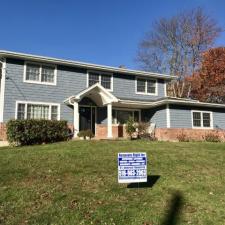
[0,50,225,141]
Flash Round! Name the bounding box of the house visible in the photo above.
[0,50,225,141]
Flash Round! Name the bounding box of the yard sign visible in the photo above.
[118,152,147,183]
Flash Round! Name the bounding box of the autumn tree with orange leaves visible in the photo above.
[188,47,225,103]
[137,7,221,97]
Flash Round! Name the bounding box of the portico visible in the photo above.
[64,83,119,138]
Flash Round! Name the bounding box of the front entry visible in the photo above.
[79,106,96,135]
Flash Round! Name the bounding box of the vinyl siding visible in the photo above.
[3,58,167,123]
[4,59,87,123]
[170,104,225,129]
[113,73,165,100]
[141,106,167,128]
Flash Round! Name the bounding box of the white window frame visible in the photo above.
[87,70,113,91]
[191,110,213,129]
[15,101,60,120]
[112,107,141,125]
[23,61,57,85]
[135,77,158,96]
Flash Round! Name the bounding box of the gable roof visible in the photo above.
[0,50,177,80]
[64,83,119,106]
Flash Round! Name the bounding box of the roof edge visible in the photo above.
[0,50,177,80]
[118,98,225,108]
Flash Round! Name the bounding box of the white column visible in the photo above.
[73,102,79,137]
[166,104,170,128]
[107,103,113,138]
[0,59,6,122]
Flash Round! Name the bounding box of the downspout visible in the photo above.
[0,58,6,123]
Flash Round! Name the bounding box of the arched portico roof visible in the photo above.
[64,83,119,106]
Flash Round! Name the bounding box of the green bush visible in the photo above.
[125,116,136,140]
[7,119,69,146]
[77,129,94,140]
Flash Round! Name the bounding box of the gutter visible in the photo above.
[118,98,225,109]
[0,50,177,80]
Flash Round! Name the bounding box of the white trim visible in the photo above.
[135,77,158,96]
[0,58,6,122]
[117,98,225,109]
[166,104,170,128]
[87,70,113,91]
[15,100,60,120]
[67,83,118,105]
[191,110,213,129]
[0,50,177,80]
[23,61,57,86]
[107,103,113,138]
[164,81,167,97]
[73,102,79,137]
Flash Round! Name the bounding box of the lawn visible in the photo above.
[0,140,225,225]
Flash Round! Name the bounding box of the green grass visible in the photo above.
[0,140,225,225]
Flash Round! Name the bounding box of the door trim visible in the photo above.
[79,105,97,135]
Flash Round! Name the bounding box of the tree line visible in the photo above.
[136,7,225,103]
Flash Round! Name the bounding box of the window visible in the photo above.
[24,62,56,85]
[41,65,55,83]
[137,78,145,92]
[192,111,212,128]
[17,104,25,120]
[89,72,99,86]
[112,109,140,124]
[16,102,59,120]
[27,104,49,119]
[26,63,40,81]
[136,78,157,95]
[101,74,111,89]
[88,71,112,90]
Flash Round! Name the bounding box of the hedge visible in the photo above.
[6,119,69,146]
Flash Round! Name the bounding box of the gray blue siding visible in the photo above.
[3,58,167,123]
[113,73,165,100]
[170,105,225,129]
[141,106,167,128]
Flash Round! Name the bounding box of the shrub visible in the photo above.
[125,116,136,139]
[137,122,149,135]
[77,129,94,140]
[7,119,69,146]
[204,132,221,142]
[177,132,189,142]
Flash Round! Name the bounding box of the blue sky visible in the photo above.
[1,0,225,69]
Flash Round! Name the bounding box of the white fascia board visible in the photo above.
[0,50,177,80]
[64,83,119,105]
[118,98,225,109]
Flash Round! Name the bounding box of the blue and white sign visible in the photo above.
[118,152,147,183]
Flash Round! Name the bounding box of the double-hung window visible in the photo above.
[192,111,212,129]
[16,102,60,120]
[136,77,157,95]
[24,62,57,85]
[88,71,112,90]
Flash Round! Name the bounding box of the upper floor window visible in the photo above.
[87,71,112,90]
[16,101,60,120]
[24,62,57,85]
[136,77,157,95]
[192,111,212,129]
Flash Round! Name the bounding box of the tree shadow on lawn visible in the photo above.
[127,175,160,188]
[161,191,184,225]
[127,176,184,225]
